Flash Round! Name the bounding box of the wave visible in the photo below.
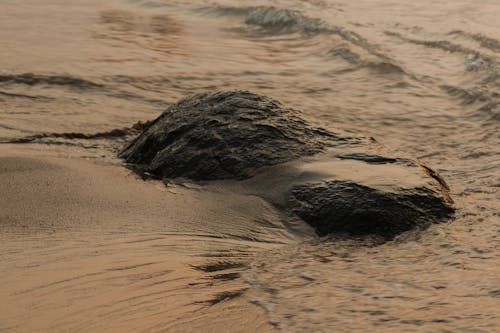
[441,85,493,104]
[206,5,258,17]
[477,102,500,121]
[4,121,151,144]
[449,30,500,53]
[209,4,395,66]
[385,31,495,71]
[244,7,392,61]
[327,46,362,64]
[206,5,329,35]
[441,85,500,122]
[363,61,407,75]
[0,90,53,100]
[0,123,18,131]
[243,6,328,35]
[0,73,103,89]
[385,31,471,53]
[327,47,407,76]
[239,6,387,58]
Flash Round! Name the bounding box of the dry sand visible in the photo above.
[0,144,283,332]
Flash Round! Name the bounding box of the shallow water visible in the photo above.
[1,0,499,332]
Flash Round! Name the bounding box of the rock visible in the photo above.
[120,90,454,239]
[119,90,345,180]
[289,179,453,239]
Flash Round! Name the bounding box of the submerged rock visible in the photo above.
[120,90,454,239]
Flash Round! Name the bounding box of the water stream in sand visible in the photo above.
[0,0,499,332]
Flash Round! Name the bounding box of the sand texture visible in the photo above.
[0,144,281,332]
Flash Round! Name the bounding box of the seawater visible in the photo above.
[0,0,499,332]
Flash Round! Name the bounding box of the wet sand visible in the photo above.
[0,144,279,332]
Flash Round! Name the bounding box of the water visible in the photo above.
[1,0,499,332]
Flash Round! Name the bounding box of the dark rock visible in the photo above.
[120,90,454,239]
[120,90,345,180]
[243,148,454,240]
[289,179,454,239]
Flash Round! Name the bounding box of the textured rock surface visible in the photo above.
[120,90,454,239]
[120,90,344,180]
[289,179,454,239]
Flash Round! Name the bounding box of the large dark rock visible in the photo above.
[120,90,344,180]
[120,90,454,239]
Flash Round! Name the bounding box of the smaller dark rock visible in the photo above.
[289,180,454,239]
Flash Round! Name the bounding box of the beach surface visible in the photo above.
[0,144,280,332]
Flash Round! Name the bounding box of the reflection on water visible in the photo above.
[0,0,499,331]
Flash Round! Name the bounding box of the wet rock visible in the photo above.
[119,90,344,180]
[289,179,454,239]
[244,148,454,240]
[121,90,454,239]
